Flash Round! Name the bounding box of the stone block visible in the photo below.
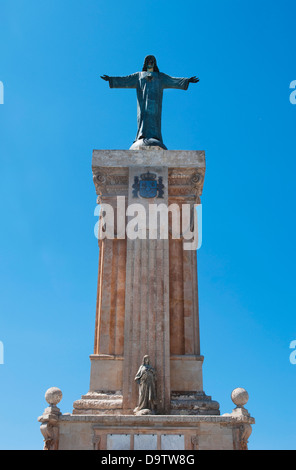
[89,355,123,392]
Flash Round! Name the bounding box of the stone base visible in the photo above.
[88,354,205,399]
[89,355,123,392]
[55,413,255,450]
[74,352,218,416]
[38,386,255,450]
[170,391,220,415]
[129,138,167,150]
[170,355,204,392]
[73,392,123,415]
[72,390,219,416]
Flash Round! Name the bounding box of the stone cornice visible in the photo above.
[92,149,205,168]
[59,414,255,426]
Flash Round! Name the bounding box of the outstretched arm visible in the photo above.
[161,73,199,90]
[100,73,139,89]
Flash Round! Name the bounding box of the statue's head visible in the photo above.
[142,355,150,365]
[142,55,159,72]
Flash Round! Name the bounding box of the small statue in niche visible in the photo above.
[134,355,157,415]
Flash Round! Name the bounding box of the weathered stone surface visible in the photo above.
[92,150,205,205]
[122,165,170,414]
[170,391,220,415]
[45,387,62,406]
[92,149,205,168]
[89,354,123,392]
[170,356,204,392]
[56,411,255,450]
[73,391,123,415]
[231,387,249,407]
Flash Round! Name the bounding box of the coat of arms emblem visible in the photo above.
[132,172,164,199]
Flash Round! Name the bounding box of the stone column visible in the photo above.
[89,171,128,395]
[167,170,204,395]
[122,165,170,414]
[74,149,215,416]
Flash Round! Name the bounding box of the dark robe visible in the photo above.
[109,72,190,147]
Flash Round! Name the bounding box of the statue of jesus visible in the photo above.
[101,55,199,150]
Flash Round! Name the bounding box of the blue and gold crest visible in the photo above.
[132,172,164,199]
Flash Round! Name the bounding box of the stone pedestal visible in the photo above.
[75,149,215,415]
[38,149,255,450]
[39,397,254,451]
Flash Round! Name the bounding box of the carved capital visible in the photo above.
[168,168,205,201]
[190,172,204,196]
[92,168,129,199]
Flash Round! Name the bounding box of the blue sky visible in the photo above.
[0,0,295,450]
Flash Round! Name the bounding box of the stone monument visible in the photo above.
[38,56,255,450]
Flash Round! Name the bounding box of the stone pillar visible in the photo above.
[73,149,219,416]
[122,165,170,414]
[167,177,203,395]
[93,236,126,357]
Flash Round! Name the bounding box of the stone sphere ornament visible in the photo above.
[45,387,63,406]
[231,387,249,407]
